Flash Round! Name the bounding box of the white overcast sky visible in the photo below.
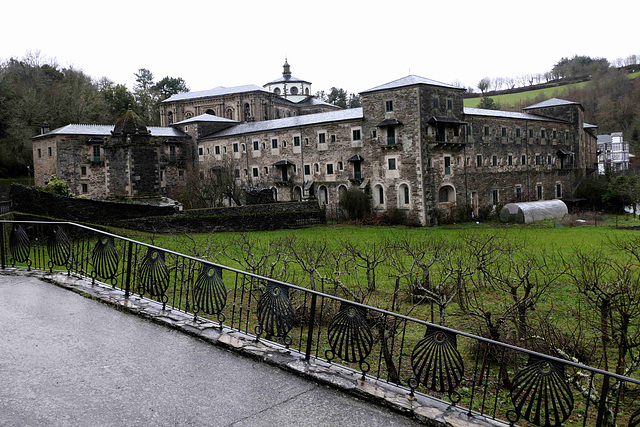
[1,0,638,95]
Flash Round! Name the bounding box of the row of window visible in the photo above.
[490,183,563,205]
[478,125,570,141]
[371,183,411,207]
[441,153,566,173]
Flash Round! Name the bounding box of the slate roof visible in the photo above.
[523,98,582,110]
[172,114,239,126]
[583,122,598,129]
[162,84,270,103]
[463,107,562,122]
[264,75,311,85]
[295,97,340,108]
[597,134,612,143]
[33,124,187,139]
[361,75,464,93]
[203,108,364,139]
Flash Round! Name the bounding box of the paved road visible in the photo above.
[0,274,420,426]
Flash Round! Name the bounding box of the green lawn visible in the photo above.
[464,71,639,109]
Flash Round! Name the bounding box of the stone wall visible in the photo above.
[10,184,178,223]
[114,201,325,233]
[10,184,324,232]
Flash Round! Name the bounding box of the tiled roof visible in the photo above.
[204,108,364,139]
[162,84,270,103]
[172,114,239,126]
[463,107,561,122]
[523,98,581,110]
[33,124,187,139]
[361,75,464,93]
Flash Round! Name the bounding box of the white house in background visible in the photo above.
[597,132,629,174]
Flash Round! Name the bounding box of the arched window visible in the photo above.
[398,184,410,206]
[272,187,278,202]
[373,184,384,206]
[185,112,193,119]
[205,109,215,115]
[438,185,455,203]
[225,108,234,120]
[167,111,173,124]
[291,86,298,95]
[244,103,251,121]
[318,185,328,205]
[274,88,281,96]
[293,186,302,201]
[305,88,310,95]
[338,185,347,201]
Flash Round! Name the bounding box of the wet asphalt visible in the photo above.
[0,274,420,426]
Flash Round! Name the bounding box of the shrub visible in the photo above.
[38,175,70,197]
[338,188,371,220]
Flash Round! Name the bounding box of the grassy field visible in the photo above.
[464,71,640,109]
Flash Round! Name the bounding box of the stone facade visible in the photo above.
[32,68,599,225]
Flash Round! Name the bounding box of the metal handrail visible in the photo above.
[2,219,639,426]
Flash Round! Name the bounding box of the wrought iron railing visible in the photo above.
[0,201,11,215]
[2,219,640,427]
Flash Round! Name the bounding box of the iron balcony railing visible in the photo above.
[2,220,640,427]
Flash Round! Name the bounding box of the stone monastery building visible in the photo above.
[33,61,599,225]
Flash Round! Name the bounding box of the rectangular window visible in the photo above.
[387,126,395,145]
[81,166,87,176]
[234,169,240,178]
[556,183,562,198]
[501,127,507,137]
[484,126,490,136]
[536,155,541,165]
[92,145,100,162]
[179,170,184,181]
[553,130,557,139]
[37,148,42,158]
[541,129,546,139]
[330,134,336,143]
[388,158,397,170]
[492,189,499,206]
[521,154,526,165]
[326,163,334,175]
[198,147,203,155]
[82,183,88,193]
[304,164,311,175]
[371,130,377,138]
[293,136,300,146]
[49,147,52,156]
[508,155,513,166]
[529,129,534,138]
[233,143,239,153]
[252,167,259,177]
[516,186,522,202]
[447,99,452,110]
[476,154,482,167]
[253,140,259,151]
[215,146,220,155]
[565,131,570,141]
[516,128,521,138]
[318,133,326,144]
[547,154,552,165]
[492,155,498,166]
[433,97,439,109]
[444,156,451,175]
[537,185,543,200]
[352,129,361,141]
[271,138,278,149]
[385,100,393,112]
